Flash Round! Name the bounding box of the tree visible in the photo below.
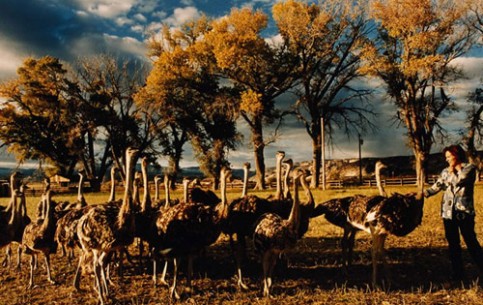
[137,18,241,186]
[462,87,483,178]
[360,0,478,187]
[206,7,298,189]
[273,0,376,188]
[0,56,82,176]
[73,54,153,188]
[466,0,483,35]
[191,87,241,189]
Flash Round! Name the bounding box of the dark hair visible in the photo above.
[443,145,467,163]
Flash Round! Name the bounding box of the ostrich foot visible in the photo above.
[238,279,249,291]
[169,287,180,300]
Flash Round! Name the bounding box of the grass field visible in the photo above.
[2,185,483,304]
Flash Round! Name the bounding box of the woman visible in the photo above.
[425,145,483,282]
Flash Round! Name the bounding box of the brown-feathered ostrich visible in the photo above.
[1,173,31,269]
[76,147,138,304]
[252,168,305,298]
[54,171,88,261]
[22,189,58,289]
[154,166,231,299]
[311,161,388,269]
[71,165,121,290]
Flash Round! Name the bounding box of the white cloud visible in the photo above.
[164,6,201,27]
[135,0,158,14]
[0,40,27,80]
[152,11,168,20]
[73,0,136,19]
[265,33,283,47]
[449,57,482,104]
[115,16,135,27]
[133,13,147,23]
[68,33,146,61]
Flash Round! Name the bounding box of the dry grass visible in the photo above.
[2,185,483,304]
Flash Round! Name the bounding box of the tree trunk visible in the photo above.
[310,133,321,189]
[252,127,266,190]
[168,155,181,190]
[414,151,428,189]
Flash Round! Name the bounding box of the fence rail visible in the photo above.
[0,174,480,197]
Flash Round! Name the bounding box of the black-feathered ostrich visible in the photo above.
[311,161,388,269]
[252,168,305,298]
[154,166,231,299]
[347,181,424,285]
[313,161,424,285]
[76,147,138,304]
[223,153,288,290]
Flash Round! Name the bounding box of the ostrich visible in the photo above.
[76,147,138,304]
[311,161,388,269]
[252,168,304,298]
[1,173,31,269]
[134,156,160,263]
[222,152,290,290]
[22,189,58,289]
[347,181,424,285]
[189,178,220,206]
[54,171,88,261]
[151,177,191,287]
[223,161,271,290]
[155,166,231,299]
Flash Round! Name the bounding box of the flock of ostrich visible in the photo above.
[0,148,425,304]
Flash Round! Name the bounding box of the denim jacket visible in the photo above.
[424,163,476,220]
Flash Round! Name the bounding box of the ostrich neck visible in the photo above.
[42,192,54,231]
[154,178,160,202]
[242,165,249,197]
[183,179,189,203]
[118,153,134,227]
[141,162,151,212]
[108,170,116,202]
[276,156,283,200]
[287,176,300,231]
[7,193,18,225]
[376,165,387,197]
[300,175,314,208]
[283,163,292,199]
[218,170,229,221]
[164,175,171,208]
[77,174,85,203]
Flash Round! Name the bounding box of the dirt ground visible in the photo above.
[2,187,483,305]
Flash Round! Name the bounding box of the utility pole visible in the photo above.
[358,133,363,185]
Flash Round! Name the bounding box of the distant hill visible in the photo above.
[0,152,450,183]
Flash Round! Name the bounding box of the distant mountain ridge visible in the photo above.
[0,153,449,182]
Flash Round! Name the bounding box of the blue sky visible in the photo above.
[0,0,481,169]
